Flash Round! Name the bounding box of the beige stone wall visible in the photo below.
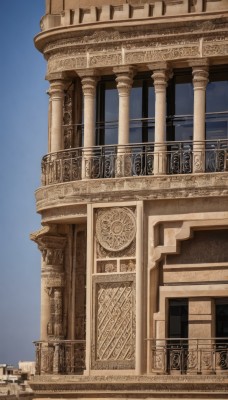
[46,0,228,14]
[46,0,127,14]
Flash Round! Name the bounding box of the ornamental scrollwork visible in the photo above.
[96,208,136,252]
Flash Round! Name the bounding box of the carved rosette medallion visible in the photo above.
[96,208,136,252]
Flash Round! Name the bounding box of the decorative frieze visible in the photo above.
[45,25,228,74]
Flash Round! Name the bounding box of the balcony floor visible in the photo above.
[30,374,228,399]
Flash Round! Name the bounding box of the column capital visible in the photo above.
[148,61,170,71]
[151,68,171,93]
[31,226,66,266]
[79,73,99,98]
[113,66,136,96]
[48,80,65,98]
[192,65,208,90]
[189,58,209,68]
[46,72,68,82]
[77,68,99,79]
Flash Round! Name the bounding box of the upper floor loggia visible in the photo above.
[41,64,228,186]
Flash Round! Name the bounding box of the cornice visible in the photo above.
[35,173,228,222]
[34,12,228,54]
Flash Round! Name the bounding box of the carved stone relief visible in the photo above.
[43,15,228,74]
[97,240,136,260]
[31,228,67,340]
[97,260,117,273]
[63,87,74,149]
[75,229,87,341]
[92,274,135,370]
[120,259,136,273]
[96,207,136,252]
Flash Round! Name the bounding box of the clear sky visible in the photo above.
[0,1,48,365]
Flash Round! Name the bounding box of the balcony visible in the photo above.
[150,338,228,375]
[41,140,228,186]
[34,338,228,375]
[34,340,85,375]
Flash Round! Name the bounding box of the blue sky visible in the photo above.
[0,1,47,365]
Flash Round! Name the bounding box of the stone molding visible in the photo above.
[149,218,228,270]
[35,173,228,218]
[34,15,228,73]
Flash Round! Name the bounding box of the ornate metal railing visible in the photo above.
[150,338,228,375]
[34,340,86,375]
[41,139,228,185]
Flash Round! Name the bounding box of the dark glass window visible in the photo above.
[168,299,188,339]
[167,69,193,142]
[129,74,155,143]
[96,74,155,146]
[206,67,228,141]
[216,300,228,339]
[96,77,118,145]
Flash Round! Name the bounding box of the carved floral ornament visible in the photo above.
[42,16,228,74]
[96,207,136,252]
[30,227,66,265]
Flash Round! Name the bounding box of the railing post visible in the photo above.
[53,343,60,374]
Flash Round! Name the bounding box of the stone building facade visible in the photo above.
[31,0,228,398]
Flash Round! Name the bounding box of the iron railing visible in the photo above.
[34,338,228,375]
[149,338,228,375]
[34,340,85,375]
[41,139,228,185]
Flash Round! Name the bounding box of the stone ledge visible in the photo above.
[35,173,228,215]
[30,375,228,399]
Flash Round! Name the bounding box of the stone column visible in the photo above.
[78,70,99,179]
[48,79,65,153]
[31,228,66,374]
[150,64,170,175]
[113,66,135,177]
[38,235,66,341]
[192,61,208,173]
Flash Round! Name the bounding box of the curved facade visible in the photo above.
[31,0,228,398]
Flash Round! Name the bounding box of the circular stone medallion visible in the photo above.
[96,208,136,252]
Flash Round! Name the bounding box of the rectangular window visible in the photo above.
[216,299,228,339]
[168,299,188,339]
